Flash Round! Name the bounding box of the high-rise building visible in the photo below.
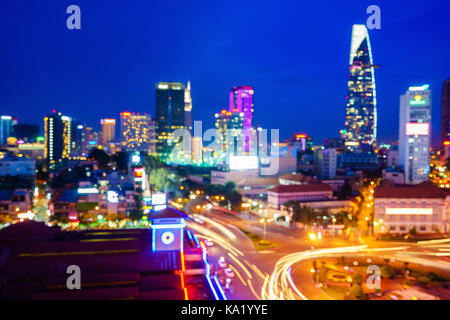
[44,112,72,167]
[0,115,16,145]
[398,85,431,184]
[184,81,193,134]
[441,79,450,144]
[343,25,377,151]
[155,82,186,160]
[120,112,155,154]
[229,86,254,153]
[213,109,246,165]
[71,121,86,157]
[314,148,337,179]
[101,118,116,147]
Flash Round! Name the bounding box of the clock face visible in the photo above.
[161,231,175,245]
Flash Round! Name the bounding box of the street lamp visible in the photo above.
[260,218,273,241]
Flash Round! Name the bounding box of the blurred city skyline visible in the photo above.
[1,0,450,146]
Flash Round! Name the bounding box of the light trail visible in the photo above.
[228,252,253,279]
[264,245,367,300]
[229,264,247,287]
[247,279,262,300]
[198,215,236,240]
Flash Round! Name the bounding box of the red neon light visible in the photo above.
[180,250,189,300]
[444,140,450,146]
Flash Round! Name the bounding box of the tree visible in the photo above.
[349,284,364,300]
[149,167,173,192]
[89,148,110,170]
[409,226,417,236]
[112,151,129,171]
[128,209,142,221]
[381,265,394,279]
[352,272,363,286]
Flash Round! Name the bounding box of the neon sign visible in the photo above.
[409,95,427,105]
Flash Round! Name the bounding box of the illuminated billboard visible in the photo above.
[152,193,167,206]
[406,123,429,135]
[409,95,427,105]
[229,156,258,170]
[78,187,99,194]
[107,191,119,203]
[385,208,432,215]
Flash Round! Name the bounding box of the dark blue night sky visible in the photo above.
[1,0,449,146]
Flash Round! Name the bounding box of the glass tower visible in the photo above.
[229,86,254,153]
[155,82,186,160]
[344,25,377,151]
[398,85,431,184]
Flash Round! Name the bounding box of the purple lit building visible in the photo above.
[229,86,254,153]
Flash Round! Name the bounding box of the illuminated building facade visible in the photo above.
[441,79,450,144]
[374,181,449,235]
[156,82,186,160]
[0,115,15,145]
[184,81,193,134]
[120,112,155,154]
[44,112,72,168]
[229,86,254,153]
[101,118,116,147]
[214,109,231,163]
[344,25,377,151]
[399,85,431,184]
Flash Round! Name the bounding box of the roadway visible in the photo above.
[187,208,450,300]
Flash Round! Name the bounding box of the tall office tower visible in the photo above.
[441,79,450,144]
[71,121,85,156]
[44,112,72,167]
[229,86,254,153]
[184,81,193,134]
[155,82,186,160]
[398,85,431,184]
[0,116,15,145]
[343,25,377,151]
[227,111,245,157]
[214,109,231,164]
[120,112,155,154]
[314,148,337,179]
[100,118,116,147]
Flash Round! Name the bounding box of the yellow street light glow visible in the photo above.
[308,233,317,240]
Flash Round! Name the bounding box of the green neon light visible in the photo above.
[410,100,427,105]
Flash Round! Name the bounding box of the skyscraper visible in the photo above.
[229,86,254,153]
[101,118,116,147]
[184,81,193,134]
[44,112,72,168]
[441,79,450,144]
[120,112,155,154]
[214,109,245,165]
[0,115,15,145]
[155,82,186,159]
[344,25,377,151]
[398,85,431,184]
